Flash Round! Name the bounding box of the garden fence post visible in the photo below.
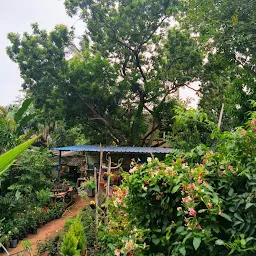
[94,166,98,245]
[105,155,111,225]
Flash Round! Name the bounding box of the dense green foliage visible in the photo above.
[6,0,205,146]
[180,0,256,129]
[96,109,256,255]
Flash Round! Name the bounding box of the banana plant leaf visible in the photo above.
[0,134,41,177]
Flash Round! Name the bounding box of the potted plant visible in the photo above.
[80,177,95,197]
[89,201,96,209]
[103,172,108,181]
[0,235,9,252]
[9,227,19,248]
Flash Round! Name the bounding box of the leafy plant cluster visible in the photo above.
[97,110,256,255]
[0,147,69,249]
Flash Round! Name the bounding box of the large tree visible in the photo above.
[180,0,256,129]
[7,1,203,146]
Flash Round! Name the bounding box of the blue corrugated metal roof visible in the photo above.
[52,145,172,154]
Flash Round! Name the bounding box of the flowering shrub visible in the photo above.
[100,111,256,255]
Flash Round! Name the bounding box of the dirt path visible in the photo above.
[0,195,91,256]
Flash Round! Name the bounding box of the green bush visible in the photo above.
[70,216,87,253]
[60,229,80,256]
[105,111,256,255]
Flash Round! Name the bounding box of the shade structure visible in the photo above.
[52,145,172,154]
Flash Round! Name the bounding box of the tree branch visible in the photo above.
[185,84,200,92]
[142,124,160,146]
[162,56,186,85]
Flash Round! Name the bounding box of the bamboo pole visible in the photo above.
[94,166,98,244]
[98,145,103,199]
[105,155,111,225]
[218,103,225,129]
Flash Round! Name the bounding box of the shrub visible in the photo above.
[60,229,80,256]
[102,111,256,255]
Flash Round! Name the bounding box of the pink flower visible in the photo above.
[131,158,135,162]
[156,196,160,200]
[188,184,195,190]
[159,192,163,195]
[197,179,203,184]
[228,165,233,170]
[189,208,197,217]
[145,180,150,185]
[182,197,189,203]
[162,182,167,187]
[218,170,223,176]
[241,129,246,135]
[180,158,184,163]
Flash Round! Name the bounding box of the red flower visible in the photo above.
[145,180,150,185]
[156,196,160,200]
[182,185,187,190]
[207,203,212,209]
[189,208,197,217]
[159,192,163,195]
[218,170,223,176]
[119,196,123,200]
[122,190,127,195]
[194,195,199,199]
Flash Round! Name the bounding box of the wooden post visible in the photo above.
[57,151,62,184]
[94,166,98,244]
[98,146,103,199]
[218,103,225,129]
[105,155,111,225]
[95,145,103,245]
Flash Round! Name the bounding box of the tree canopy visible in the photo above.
[7,1,203,146]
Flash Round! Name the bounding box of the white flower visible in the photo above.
[129,166,137,173]
[114,249,121,256]
[147,157,152,163]
[142,185,148,191]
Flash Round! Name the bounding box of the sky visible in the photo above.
[0,0,198,107]
[0,0,83,106]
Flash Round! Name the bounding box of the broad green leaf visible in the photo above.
[215,239,225,245]
[171,184,180,194]
[220,213,232,222]
[241,239,246,246]
[176,226,185,233]
[152,185,160,192]
[179,247,186,256]
[245,203,254,209]
[0,135,40,176]
[228,188,234,196]
[234,213,244,222]
[193,237,201,251]
[152,238,160,245]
